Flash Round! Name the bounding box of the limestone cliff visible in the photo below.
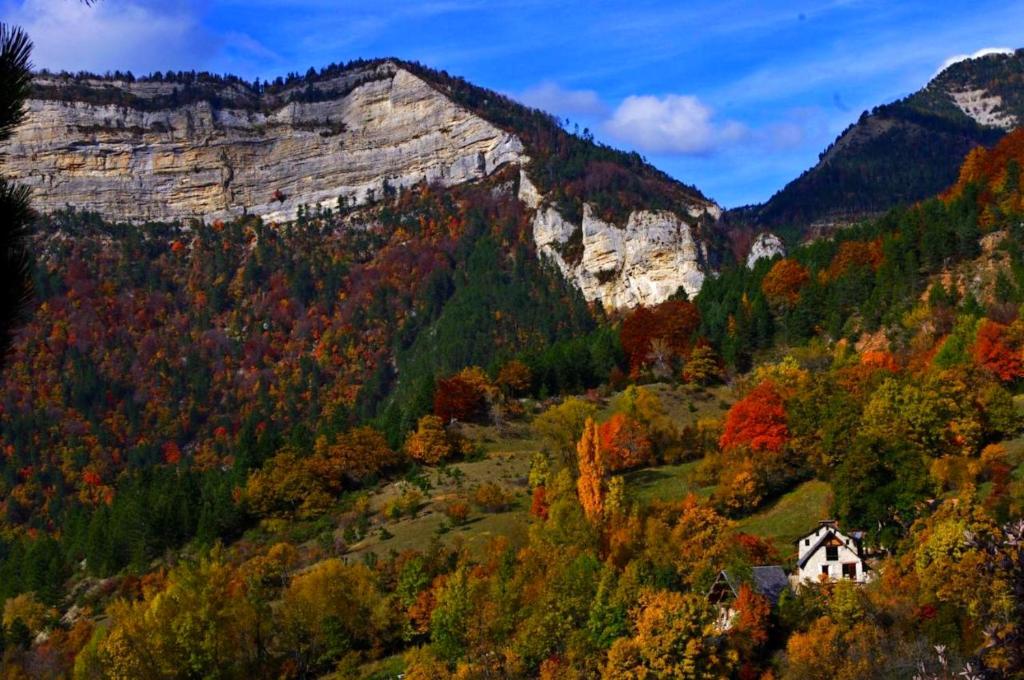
[3,60,723,310]
[4,62,524,223]
[521,171,719,309]
[746,232,785,268]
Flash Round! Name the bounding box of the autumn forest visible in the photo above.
[2,22,1024,680]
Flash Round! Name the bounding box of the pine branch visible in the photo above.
[0,179,34,366]
[0,23,32,142]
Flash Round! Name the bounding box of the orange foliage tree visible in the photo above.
[576,418,607,523]
[825,240,883,280]
[860,350,899,373]
[496,360,532,396]
[761,258,810,307]
[308,426,396,489]
[405,415,459,465]
[719,381,789,453]
[598,413,654,471]
[732,584,771,648]
[943,128,1024,223]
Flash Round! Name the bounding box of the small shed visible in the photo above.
[707,565,790,630]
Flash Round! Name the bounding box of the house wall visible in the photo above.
[798,543,865,583]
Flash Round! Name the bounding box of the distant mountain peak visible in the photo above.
[726,47,1024,242]
[933,47,1016,79]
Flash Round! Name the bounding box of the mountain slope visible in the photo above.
[727,48,1024,240]
[2,59,721,310]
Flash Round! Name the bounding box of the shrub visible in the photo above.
[471,482,514,512]
[386,485,424,519]
[443,499,471,525]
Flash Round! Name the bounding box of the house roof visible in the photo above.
[709,566,790,606]
[750,566,790,604]
[795,520,865,544]
[797,530,863,569]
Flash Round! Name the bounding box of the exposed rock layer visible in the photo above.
[4,62,722,310]
[3,63,523,223]
[746,232,785,268]
[523,172,716,309]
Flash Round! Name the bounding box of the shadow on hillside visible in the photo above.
[624,468,673,486]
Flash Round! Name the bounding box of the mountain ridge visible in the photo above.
[3,58,722,311]
[726,48,1024,241]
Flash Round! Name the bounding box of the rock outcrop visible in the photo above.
[746,232,785,268]
[523,172,718,309]
[3,62,523,223]
[4,61,723,310]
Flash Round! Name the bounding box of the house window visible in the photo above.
[826,545,839,561]
[842,563,857,579]
[804,539,810,546]
[821,565,829,575]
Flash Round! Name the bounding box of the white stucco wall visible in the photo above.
[796,525,866,583]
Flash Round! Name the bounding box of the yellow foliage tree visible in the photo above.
[405,415,457,465]
[533,397,598,468]
[88,550,260,679]
[278,559,397,674]
[2,592,54,634]
[604,590,737,679]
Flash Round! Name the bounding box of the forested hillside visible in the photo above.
[3,101,1024,680]
[727,49,1023,241]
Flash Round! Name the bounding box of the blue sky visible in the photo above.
[3,0,1023,208]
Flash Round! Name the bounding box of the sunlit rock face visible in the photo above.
[2,62,524,223]
[7,61,725,310]
[522,173,719,311]
[746,232,786,268]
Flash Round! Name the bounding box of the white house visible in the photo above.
[795,520,868,584]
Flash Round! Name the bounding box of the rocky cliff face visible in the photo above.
[3,60,722,310]
[3,62,523,223]
[746,232,785,268]
[521,171,718,309]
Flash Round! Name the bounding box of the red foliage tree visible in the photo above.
[599,413,654,471]
[620,307,658,373]
[530,485,549,520]
[433,375,487,423]
[620,300,700,373]
[162,441,182,465]
[719,380,789,453]
[656,300,702,355]
[974,319,1023,382]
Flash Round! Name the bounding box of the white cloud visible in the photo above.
[517,81,608,118]
[603,94,747,155]
[935,46,1015,77]
[3,0,219,75]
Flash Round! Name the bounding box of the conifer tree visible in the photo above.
[0,24,33,369]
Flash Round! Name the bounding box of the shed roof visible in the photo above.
[709,566,790,606]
